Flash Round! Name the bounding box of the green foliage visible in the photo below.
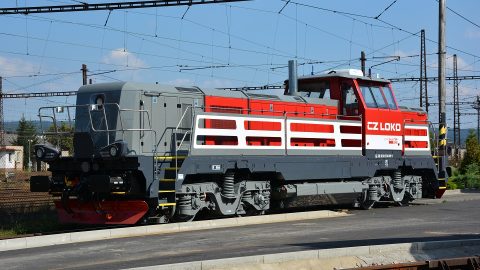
[450,131,480,189]
[10,117,38,169]
[45,122,74,154]
[460,130,480,174]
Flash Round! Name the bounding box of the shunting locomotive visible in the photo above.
[30,62,446,224]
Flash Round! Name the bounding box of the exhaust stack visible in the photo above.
[288,60,298,96]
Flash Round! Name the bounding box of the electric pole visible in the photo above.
[420,29,428,114]
[453,55,460,148]
[474,96,480,143]
[0,76,4,148]
[360,51,366,75]
[82,64,88,86]
[438,0,447,185]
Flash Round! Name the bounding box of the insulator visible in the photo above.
[177,195,192,211]
[222,171,236,199]
[393,170,403,190]
[368,185,378,201]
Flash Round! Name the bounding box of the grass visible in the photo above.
[0,206,79,238]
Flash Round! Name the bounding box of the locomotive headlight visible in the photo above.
[35,147,45,159]
[109,146,118,157]
[81,161,91,173]
[34,144,60,162]
[99,141,128,159]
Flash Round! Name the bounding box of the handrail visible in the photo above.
[174,105,200,180]
[38,103,157,152]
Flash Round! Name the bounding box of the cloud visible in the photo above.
[165,78,233,89]
[167,78,195,86]
[102,49,147,69]
[465,29,480,39]
[0,56,37,77]
[428,54,472,71]
[394,50,413,58]
[199,78,233,89]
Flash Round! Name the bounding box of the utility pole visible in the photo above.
[453,55,460,147]
[437,0,447,186]
[420,29,428,114]
[0,76,4,148]
[474,96,480,143]
[360,51,366,75]
[81,64,88,86]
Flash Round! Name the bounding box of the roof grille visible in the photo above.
[175,87,201,93]
[246,93,280,100]
[293,96,304,102]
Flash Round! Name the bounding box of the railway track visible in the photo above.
[0,182,54,209]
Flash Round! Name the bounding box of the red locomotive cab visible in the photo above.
[354,81,404,157]
[296,70,404,157]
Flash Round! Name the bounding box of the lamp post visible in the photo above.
[27,139,33,171]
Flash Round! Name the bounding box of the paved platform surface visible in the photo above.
[1,192,479,270]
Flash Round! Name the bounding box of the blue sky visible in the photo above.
[1,0,479,128]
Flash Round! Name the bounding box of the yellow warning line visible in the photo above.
[160,179,176,182]
[155,156,187,161]
[159,203,176,207]
[159,190,176,193]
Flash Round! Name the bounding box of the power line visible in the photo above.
[390,75,480,82]
[438,0,480,29]
[374,0,397,20]
[0,91,77,99]
[0,0,250,15]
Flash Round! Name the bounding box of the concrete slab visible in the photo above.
[0,238,26,252]
[25,233,71,248]
[0,210,345,252]
[69,229,110,243]
[142,239,480,270]
[201,255,264,270]
[262,250,318,264]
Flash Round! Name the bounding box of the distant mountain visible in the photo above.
[447,128,476,147]
[4,120,53,133]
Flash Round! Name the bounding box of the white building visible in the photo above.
[0,145,24,170]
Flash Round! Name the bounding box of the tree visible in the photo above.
[459,130,480,174]
[45,122,74,154]
[10,117,38,169]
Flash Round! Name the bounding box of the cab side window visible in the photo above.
[342,83,358,115]
[298,81,331,99]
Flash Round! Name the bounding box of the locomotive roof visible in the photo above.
[77,82,337,107]
[296,73,391,84]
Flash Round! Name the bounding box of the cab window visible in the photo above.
[298,81,330,99]
[342,83,359,115]
[382,85,398,110]
[360,86,388,109]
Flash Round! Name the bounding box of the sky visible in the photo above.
[1,0,480,128]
